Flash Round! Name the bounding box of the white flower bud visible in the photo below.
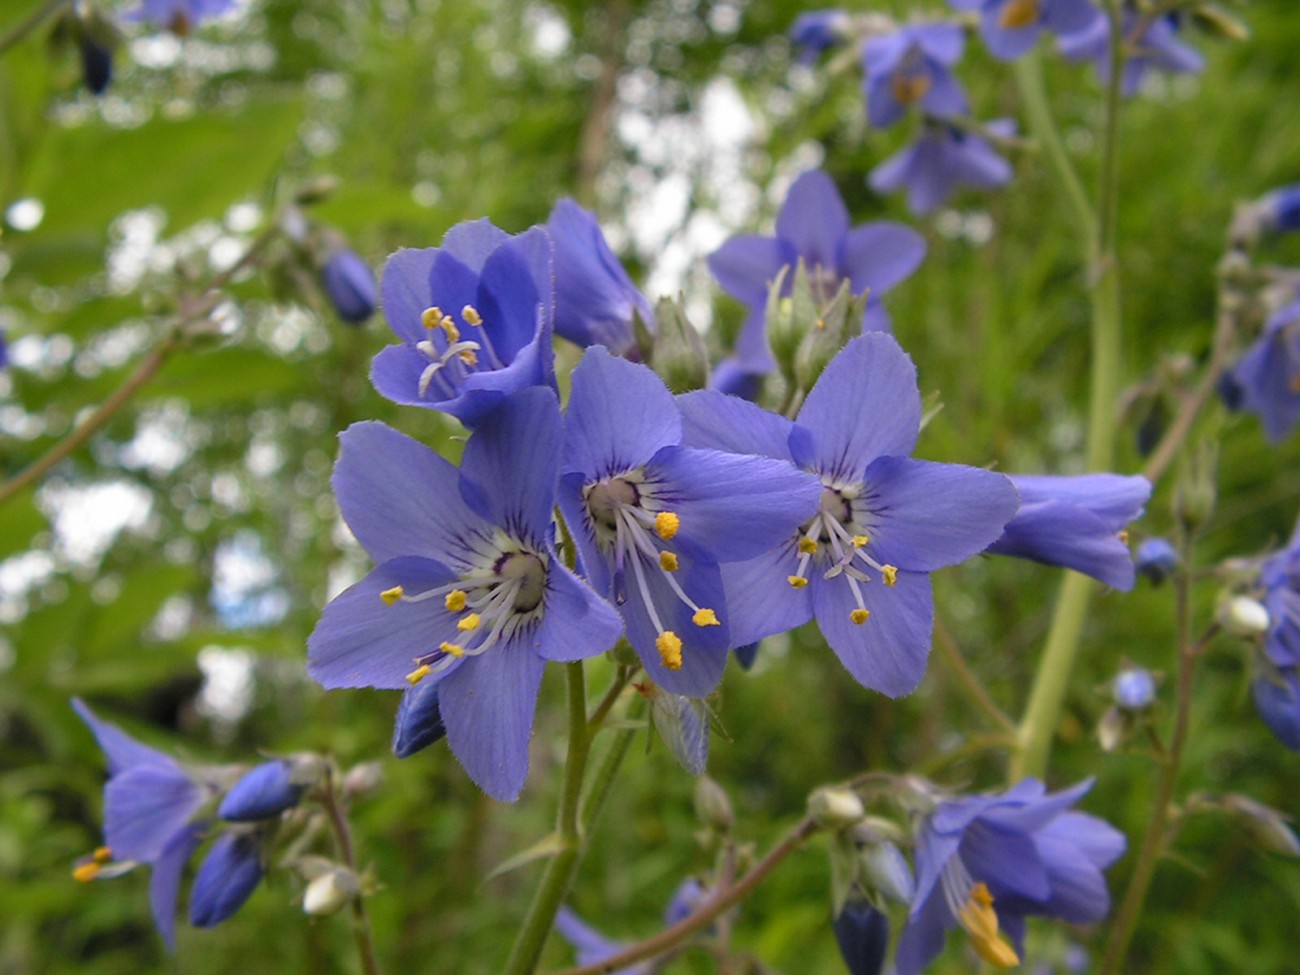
[808,787,865,828]
[303,868,359,916]
[1220,595,1270,636]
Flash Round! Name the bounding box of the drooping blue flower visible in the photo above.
[862,23,968,129]
[708,170,926,373]
[1252,666,1300,751]
[189,831,264,928]
[546,199,653,356]
[1059,9,1204,97]
[72,699,212,951]
[1135,537,1179,585]
[558,347,822,697]
[391,678,447,758]
[370,219,555,428]
[1260,522,1300,668]
[125,0,239,33]
[984,474,1151,590]
[790,10,852,64]
[1260,185,1300,234]
[895,778,1125,975]
[218,760,306,822]
[555,878,709,974]
[80,37,113,95]
[679,333,1019,697]
[949,0,1101,61]
[321,249,378,325]
[308,387,623,801]
[1222,299,1300,442]
[870,119,1016,215]
[834,895,891,975]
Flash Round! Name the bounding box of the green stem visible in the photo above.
[503,661,592,975]
[0,0,71,56]
[319,768,382,975]
[580,693,642,837]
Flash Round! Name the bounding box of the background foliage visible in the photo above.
[2,1,1299,972]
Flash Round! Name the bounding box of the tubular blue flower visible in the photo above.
[371,219,556,428]
[984,474,1151,590]
[1252,666,1300,751]
[790,10,852,64]
[1260,185,1300,234]
[862,23,968,129]
[834,895,891,975]
[558,347,822,696]
[679,334,1019,697]
[79,37,113,95]
[1222,299,1300,443]
[1260,523,1300,668]
[189,831,264,928]
[546,199,653,356]
[949,0,1101,61]
[391,678,447,758]
[1135,537,1178,585]
[708,170,925,374]
[1060,10,1204,96]
[321,248,378,325]
[870,119,1016,215]
[217,760,305,822]
[72,699,211,951]
[895,778,1126,975]
[307,388,622,801]
[125,0,239,33]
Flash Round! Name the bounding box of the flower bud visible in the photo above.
[79,37,113,95]
[1113,666,1157,710]
[1135,538,1179,585]
[392,679,446,759]
[1259,185,1300,234]
[1097,706,1126,752]
[647,689,710,776]
[294,175,340,205]
[662,878,706,926]
[342,761,383,798]
[303,867,360,916]
[832,895,890,975]
[219,758,317,822]
[1220,595,1270,636]
[650,295,709,394]
[858,840,914,906]
[694,776,734,833]
[189,832,264,927]
[808,787,865,829]
[1223,794,1300,858]
[321,249,378,324]
[1189,4,1250,42]
[1173,441,1217,530]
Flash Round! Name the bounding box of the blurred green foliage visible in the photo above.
[1,1,1299,973]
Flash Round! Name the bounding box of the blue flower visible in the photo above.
[862,23,968,129]
[558,347,822,696]
[1060,10,1204,97]
[679,334,1019,696]
[1252,666,1300,751]
[125,0,239,33]
[189,831,264,928]
[1260,523,1300,668]
[1222,299,1300,443]
[870,120,1016,215]
[1260,185,1300,234]
[391,678,447,758]
[371,219,556,428]
[1135,537,1178,585]
[949,0,1101,61]
[708,170,925,373]
[555,879,708,974]
[790,10,852,65]
[834,895,891,975]
[546,199,653,356]
[218,759,309,822]
[1112,666,1156,710]
[321,249,378,325]
[73,699,211,951]
[308,388,623,801]
[80,37,113,95]
[984,474,1151,590]
[895,778,1125,975]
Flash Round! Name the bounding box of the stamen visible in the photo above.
[692,608,720,627]
[440,318,461,344]
[406,664,431,685]
[93,846,113,864]
[657,631,683,669]
[852,535,869,548]
[445,590,467,611]
[381,586,405,605]
[998,0,1039,29]
[881,565,898,587]
[654,511,680,540]
[439,641,465,658]
[659,551,679,572]
[958,884,1020,967]
[891,71,933,106]
[462,305,483,325]
[457,348,478,366]
[421,306,443,329]
[787,575,808,589]
[850,608,870,625]
[457,613,481,632]
[798,537,818,555]
[73,862,101,883]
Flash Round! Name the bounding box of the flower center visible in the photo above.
[891,47,933,106]
[581,471,720,671]
[998,0,1040,30]
[940,857,1020,968]
[413,303,504,398]
[787,478,899,626]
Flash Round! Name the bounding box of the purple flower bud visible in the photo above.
[1113,667,1156,710]
[833,895,890,975]
[392,679,446,758]
[321,249,378,324]
[790,10,852,65]
[1252,668,1300,751]
[79,38,113,96]
[1136,537,1179,585]
[189,832,264,927]
[662,878,706,926]
[732,642,760,671]
[1261,185,1300,233]
[218,760,304,821]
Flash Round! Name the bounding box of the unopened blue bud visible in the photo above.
[833,895,890,975]
[1136,538,1179,585]
[1261,185,1300,234]
[80,38,113,95]
[1252,670,1300,751]
[1113,667,1157,710]
[321,249,377,324]
[732,642,760,671]
[189,832,263,927]
[710,359,764,403]
[218,760,305,821]
[392,679,446,758]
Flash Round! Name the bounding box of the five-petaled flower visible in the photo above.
[308,387,623,801]
[1222,298,1300,443]
[1060,8,1204,97]
[679,333,1019,696]
[895,778,1125,974]
[870,120,1016,215]
[125,0,239,34]
[948,0,1101,61]
[862,23,969,129]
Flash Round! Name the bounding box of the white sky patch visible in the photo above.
[526,3,570,59]
[211,532,288,628]
[107,208,168,293]
[0,550,57,623]
[196,645,256,734]
[121,402,193,475]
[5,199,44,232]
[40,481,153,566]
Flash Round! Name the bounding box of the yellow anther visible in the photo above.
[891,72,933,106]
[998,0,1039,29]
[850,608,870,625]
[798,537,818,555]
[815,317,826,330]
[656,631,683,670]
[439,641,465,658]
[440,318,461,343]
[380,586,405,605]
[788,575,809,589]
[1117,530,1130,544]
[444,589,467,612]
[73,862,101,883]
[881,565,899,587]
[457,613,481,632]
[406,664,431,685]
[971,934,1021,968]
[852,535,869,548]
[457,349,478,366]
[692,608,720,627]
[93,846,113,864]
[659,551,679,572]
[654,512,680,540]
[958,884,1019,967]
[421,306,444,329]
[461,305,483,326]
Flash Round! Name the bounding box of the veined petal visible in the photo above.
[104,765,206,863]
[859,457,1019,571]
[914,21,965,63]
[894,879,953,975]
[677,389,798,462]
[439,217,511,272]
[1033,814,1125,922]
[379,248,437,345]
[189,832,263,927]
[150,822,203,952]
[812,567,932,697]
[451,328,557,428]
[307,558,461,690]
[794,334,921,478]
[621,556,730,697]
[438,640,546,802]
[532,564,624,662]
[776,171,850,269]
[73,698,176,776]
[719,546,814,647]
[1008,474,1150,528]
[392,679,446,758]
[707,235,788,308]
[370,344,444,410]
[475,226,553,362]
[980,778,1094,833]
[960,825,1052,904]
[986,500,1138,590]
[839,223,926,297]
